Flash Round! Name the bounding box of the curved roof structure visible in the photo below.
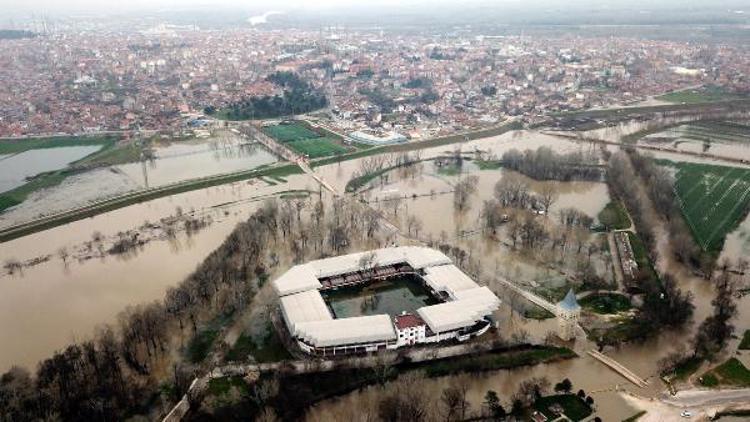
[274,247,501,349]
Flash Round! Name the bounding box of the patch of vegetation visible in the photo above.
[701,358,750,387]
[598,201,631,230]
[421,346,576,377]
[476,159,503,170]
[700,372,719,387]
[287,137,347,158]
[0,134,119,155]
[524,306,556,320]
[671,162,750,254]
[212,71,327,120]
[627,231,661,288]
[533,394,592,421]
[207,376,250,397]
[622,410,647,422]
[665,356,703,381]
[589,316,649,346]
[186,312,235,364]
[739,330,750,350]
[75,142,145,168]
[225,326,292,363]
[657,85,748,104]
[580,293,632,314]
[435,162,462,176]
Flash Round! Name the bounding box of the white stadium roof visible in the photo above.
[280,290,332,335]
[423,265,481,298]
[418,290,501,333]
[274,247,501,349]
[273,246,452,297]
[295,315,397,348]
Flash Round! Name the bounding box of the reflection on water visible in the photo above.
[0,133,278,229]
[0,145,102,193]
[323,275,438,318]
[118,138,276,189]
[0,172,317,372]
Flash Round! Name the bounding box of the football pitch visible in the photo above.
[263,122,349,158]
[673,162,750,253]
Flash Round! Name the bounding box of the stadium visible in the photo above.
[272,246,501,356]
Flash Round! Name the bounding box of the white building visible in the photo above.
[272,247,501,356]
[348,130,408,145]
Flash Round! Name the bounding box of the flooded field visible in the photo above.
[0,132,277,229]
[0,145,102,193]
[117,138,276,189]
[0,172,316,372]
[323,275,438,319]
[2,127,750,418]
[638,121,750,160]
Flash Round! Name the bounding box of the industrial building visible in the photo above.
[272,246,501,356]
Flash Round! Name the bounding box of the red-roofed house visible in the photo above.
[394,313,426,347]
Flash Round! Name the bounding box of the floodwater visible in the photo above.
[0,172,316,372]
[1,127,749,418]
[117,138,277,189]
[0,134,277,229]
[323,275,437,319]
[638,123,750,161]
[0,145,102,193]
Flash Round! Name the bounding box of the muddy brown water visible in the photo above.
[0,129,748,419]
[0,173,316,372]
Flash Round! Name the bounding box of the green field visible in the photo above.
[598,201,631,230]
[0,134,119,155]
[740,330,750,350]
[0,134,132,212]
[701,358,750,387]
[671,162,750,253]
[264,123,320,143]
[657,86,749,104]
[579,292,632,314]
[533,394,592,421]
[263,122,350,158]
[288,137,347,158]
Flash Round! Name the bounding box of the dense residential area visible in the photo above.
[2,2,750,422]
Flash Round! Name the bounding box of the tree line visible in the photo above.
[208,71,328,120]
[501,147,601,182]
[605,151,694,344]
[0,193,399,421]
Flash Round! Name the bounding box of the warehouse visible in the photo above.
[273,246,500,356]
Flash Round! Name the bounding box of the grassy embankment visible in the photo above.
[598,201,631,230]
[579,293,632,315]
[700,358,750,388]
[739,330,750,350]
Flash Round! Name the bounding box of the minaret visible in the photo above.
[556,289,580,341]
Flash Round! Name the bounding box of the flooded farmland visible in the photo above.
[1,128,750,419]
[0,172,316,372]
[0,132,277,228]
[0,145,102,193]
